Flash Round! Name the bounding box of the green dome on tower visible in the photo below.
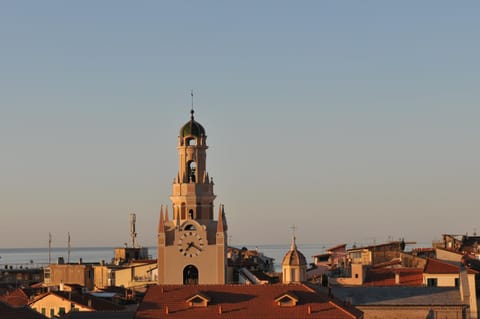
[180,109,206,137]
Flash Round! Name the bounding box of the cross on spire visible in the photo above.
[289,224,298,250]
[190,90,194,120]
[289,224,297,237]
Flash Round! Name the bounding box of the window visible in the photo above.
[455,278,459,287]
[274,294,299,307]
[50,308,55,317]
[184,224,196,231]
[188,161,196,182]
[277,297,296,307]
[41,308,46,315]
[427,278,437,287]
[59,307,66,315]
[183,265,199,285]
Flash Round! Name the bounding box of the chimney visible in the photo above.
[395,272,400,285]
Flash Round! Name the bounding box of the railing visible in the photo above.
[0,263,49,270]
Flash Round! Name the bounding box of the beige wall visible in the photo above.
[330,264,364,286]
[460,272,478,319]
[94,263,156,289]
[349,250,372,265]
[436,248,463,265]
[45,264,94,290]
[160,242,225,284]
[423,273,458,287]
[115,263,157,288]
[282,265,306,283]
[30,294,92,318]
[467,273,478,319]
[93,266,110,289]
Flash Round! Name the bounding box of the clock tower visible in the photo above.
[157,109,228,285]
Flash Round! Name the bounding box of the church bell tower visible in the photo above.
[171,109,215,221]
[157,107,228,285]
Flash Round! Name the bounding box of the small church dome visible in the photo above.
[180,110,206,137]
[282,237,307,267]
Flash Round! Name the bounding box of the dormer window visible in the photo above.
[186,292,210,308]
[274,292,299,307]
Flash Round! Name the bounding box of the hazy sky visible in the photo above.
[1,1,479,249]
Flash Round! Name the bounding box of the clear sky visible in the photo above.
[1,1,479,249]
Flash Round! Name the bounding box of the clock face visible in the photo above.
[178,231,204,257]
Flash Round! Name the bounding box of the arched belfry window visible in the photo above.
[183,265,199,285]
[188,161,196,183]
[184,224,196,231]
[181,203,186,219]
[186,138,196,146]
[188,209,194,219]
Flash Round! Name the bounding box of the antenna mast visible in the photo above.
[130,213,137,248]
[67,232,71,264]
[48,233,52,264]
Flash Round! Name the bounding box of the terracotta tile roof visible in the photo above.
[348,241,403,252]
[0,288,30,307]
[135,284,361,319]
[0,301,48,319]
[29,291,125,312]
[249,270,278,283]
[413,248,435,253]
[364,268,423,286]
[59,292,125,311]
[327,244,347,252]
[424,259,460,274]
[131,260,157,265]
[312,252,331,259]
[370,259,402,269]
[61,312,134,319]
[312,245,347,259]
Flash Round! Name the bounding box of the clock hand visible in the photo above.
[191,243,202,251]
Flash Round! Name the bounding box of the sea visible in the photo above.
[0,244,323,273]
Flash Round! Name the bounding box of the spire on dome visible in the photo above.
[158,205,165,234]
[289,224,297,250]
[290,235,297,251]
[217,204,224,233]
[190,90,194,120]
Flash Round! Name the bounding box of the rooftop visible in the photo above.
[135,284,361,319]
[331,286,463,306]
